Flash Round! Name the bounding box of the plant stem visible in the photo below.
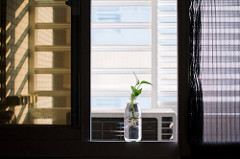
[131,96,136,118]
[137,84,141,89]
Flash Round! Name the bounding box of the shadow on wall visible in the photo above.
[1,0,71,125]
[4,0,30,124]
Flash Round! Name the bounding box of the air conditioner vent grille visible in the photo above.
[162,117,173,122]
[92,118,157,141]
[161,116,174,140]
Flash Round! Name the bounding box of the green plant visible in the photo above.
[130,72,152,119]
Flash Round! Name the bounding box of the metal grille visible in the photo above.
[92,118,158,141]
[161,117,174,140]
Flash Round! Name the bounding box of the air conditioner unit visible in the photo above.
[91,109,177,142]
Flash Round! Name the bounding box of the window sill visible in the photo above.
[0,140,178,158]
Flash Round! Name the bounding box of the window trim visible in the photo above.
[191,143,240,159]
[0,0,6,106]
[177,0,190,157]
[0,0,191,158]
[151,0,158,109]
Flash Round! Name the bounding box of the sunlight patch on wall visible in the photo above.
[35,29,53,45]
[34,118,53,124]
[35,74,53,91]
[18,104,29,124]
[15,0,29,18]
[14,58,28,94]
[36,7,53,23]
[6,49,11,59]
[36,97,53,108]
[14,35,29,68]
[6,22,11,31]
[15,12,29,44]
[36,52,53,68]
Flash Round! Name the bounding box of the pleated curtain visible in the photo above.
[190,0,240,143]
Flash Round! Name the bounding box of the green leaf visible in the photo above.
[137,88,142,96]
[131,86,139,96]
[140,80,152,85]
[133,72,140,86]
[130,73,152,99]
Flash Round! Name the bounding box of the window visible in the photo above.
[0,0,71,125]
[189,0,240,158]
[91,0,177,111]
[91,0,178,142]
[0,0,192,158]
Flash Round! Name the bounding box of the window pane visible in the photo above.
[91,0,177,142]
[1,0,71,125]
[35,29,71,46]
[36,51,70,69]
[36,7,70,23]
[35,74,70,91]
[92,7,151,22]
[158,28,177,34]
[157,0,177,113]
[92,97,150,109]
[158,16,177,23]
[91,51,151,68]
[92,29,151,45]
[92,74,151,92]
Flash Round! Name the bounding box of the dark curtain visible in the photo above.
[190,0,240,144]
[189,0,203,145]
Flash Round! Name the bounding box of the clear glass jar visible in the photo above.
[124,99,142,142]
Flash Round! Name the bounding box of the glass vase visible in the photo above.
[124,99,142,142]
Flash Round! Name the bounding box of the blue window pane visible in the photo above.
[158,29,177,34]
[158,16,177,23]
[158,6,176,11]
[92,7,151,22]
[92,29,151,45]
[158,40,177,45]
[158,97,177,102]
[91,97,150,109]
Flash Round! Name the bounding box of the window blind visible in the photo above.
[200,0,240,143]
[91,0,152,109]
[157,0,177,111]
[91,0,177,110]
